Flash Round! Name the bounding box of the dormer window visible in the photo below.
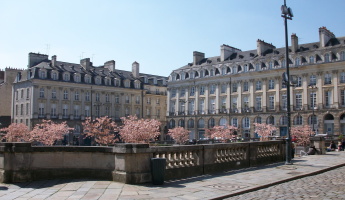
[51,71,58,80]
[324,53,330,62]
[114,78,120,87]
[144,76,148,83]
[124,80,130,88]
[295,57,300,66]
[135,81,140,89]
[85,75,91,84]
[63,73,70,81]
[95,77,101,85]
[74,74,80,82]
[39,88,44,98]
[39,70,46,79]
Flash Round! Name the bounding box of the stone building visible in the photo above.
[167,27,345,140]
[12,53,167,145]
[0,68,23,128]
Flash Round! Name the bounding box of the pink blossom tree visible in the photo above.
[206,125,238,143]
[253,123,277,141]
[82,116,120,146]
[0,123,30,142]
[168,126,190,145]
[291,125,314,146]
[30,120,73,146]
[119,115,161,143]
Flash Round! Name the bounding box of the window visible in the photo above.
[341,90,345,106]
[124,80,130,88]
[208,118,215,128]
[296,76,302,87]
[232,83,237,93]
[324,73,332,85]
[85,76,91,83]
[324,53,330,62]
[295,93,302,109]
[268,80,274,90]
[209,98,215,114]
[243,117,250,128]
[156,98,160,104]
[21,90,24,98]
[232,97,237,111]
[340,51,345,60]
[74,105,80,118]
[95,105,100,117]
[199,99,204,113]
[188,100,195,114]
[281,59,286,68]
[219,118,227,127]
[15,105,18,115]
[85,106,90,117]
[105,94,109,102]
[147,97,151,104]
[40,70,46,79]
[310,75,316,86]
[75,91,79,101]
[114,79,120,86]
[63,90,68,100]
[221,84,227,93]
[105,106,110,116]
[39,103,44,117]
[281,116,288,125]
[85,92,90,101]
[180,88,185,97]
[136,108,140,117]
[198,119,205,128]
[136,96,140,104]
[125,107,129,116]
[188,119,194,128]
[256,81,262,91]
[255,96,262,111]
[232,118,238,127]
[199,86,205,95]
[295,57,300,66]
[95,77,101,85]
[62,104,68,118]
[115,95,120,104]
[125,95,129,103]
[171,89,176,97]
[156,109,160,118]
[268,95,275,110]
[256,116,262,124]
[310,92,317,108]
[39,88,44,98]
[74,74,80,82]
[96,93,100,101]
[52,89,56,99]
[243,82,249,92]
[64,73,69,81]
[340,72,345,83]
[52,72,58,80]
[282,94,287,110]
[325,91,331,107]
[190,87,195,96]
[26,103,29,115]
[267,116,275,125]
[135,81,140,89]
[210,84,216,94]
[243,96,249,109]
[26,88,29,99]
[309,56,314,64]
[255,63,260,70]
[295,115,303,125]
[51,104,57,118]
[268,61,273,69]
[20,104,23,115]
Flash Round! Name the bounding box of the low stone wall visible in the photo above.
[0,141,285,184]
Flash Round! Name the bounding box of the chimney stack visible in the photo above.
[80,58,91,70]
[193,51,205,65]
[132,61,139,78]
[104,60,115,72]
[51,55,57,67]
[28,52,48,68]
[319,26,335,47]
[220,44,241,61]
[291,33,298,53]
[257,39,276,56]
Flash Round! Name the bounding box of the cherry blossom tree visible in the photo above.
[254,123,277,141]
[119,115,161,143]
[168,126,190,145]
[291,125,314,146]
[0,123,30,142]
[82,116,120,146]
[30,120,73,146]
[206,125,238,143]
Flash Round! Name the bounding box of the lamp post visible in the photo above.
[309,84,318,134]
[281,0,293,165]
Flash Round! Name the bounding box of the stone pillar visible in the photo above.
[238,81,242,113]
[205,85,209,114]
[249,79,254,111]
[215,83,219,114]
[112,144,152,184]
[332,70,339,108]
[262,78,267,112]
[302,73,308,110]
[317,72,323,108]
[275,77,280,111]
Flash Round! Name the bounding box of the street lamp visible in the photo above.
[281,0,293,165]
[309,84,318,134]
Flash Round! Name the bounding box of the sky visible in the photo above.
[1,0,345,77]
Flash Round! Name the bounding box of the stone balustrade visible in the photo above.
[0,141,285,184]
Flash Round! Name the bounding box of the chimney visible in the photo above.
[80,58,91,70]
[28,52,48,68]
[51,55,57,67]
[104,60,115,72]
[193,51,205,65]
[220,44,242,61]
[132,61,139,78]
[256,39,276,56]
[291,34,298,53]
[319,26,335,47]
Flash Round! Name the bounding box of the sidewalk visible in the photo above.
[0,151,344,200]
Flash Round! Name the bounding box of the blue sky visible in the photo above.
[1,0,345,77]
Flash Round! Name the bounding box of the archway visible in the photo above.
[324,113,334,135]
[340,113,345,135]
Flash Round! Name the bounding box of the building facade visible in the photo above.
[12,53,167,145]
[167,27,345,140]
[0,68,23,128]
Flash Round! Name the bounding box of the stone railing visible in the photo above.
[0,141,285,184]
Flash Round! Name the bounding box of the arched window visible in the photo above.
[280,116,288,125]
[267,116,275,125]
[208,118,215,128]
[188,119,194,128]
[219,118,227,127]
[309,56,314,63]
[243,117,250,128]
[178,119,185,127]
[169,119,176,129]
[294,115,303,125]
[255,116,262,124]
[308,115,317,125]
[198,119,205,128]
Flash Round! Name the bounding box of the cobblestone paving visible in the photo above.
[228,166,345,200]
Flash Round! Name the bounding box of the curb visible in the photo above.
[211,162,345,200]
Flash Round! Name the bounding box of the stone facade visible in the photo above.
[0,68,23,128]
[12,53,168,145]
[167,27,345,140]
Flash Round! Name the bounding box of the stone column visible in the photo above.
[317,72,323,109]
[302,73,308,110]
[275,77,280,111]
[249,79,254,110]
[332,70,339,108]
[262,78,267,112]
[237,81,242,113]
[205,85,209,114]
[215,83,219,114]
